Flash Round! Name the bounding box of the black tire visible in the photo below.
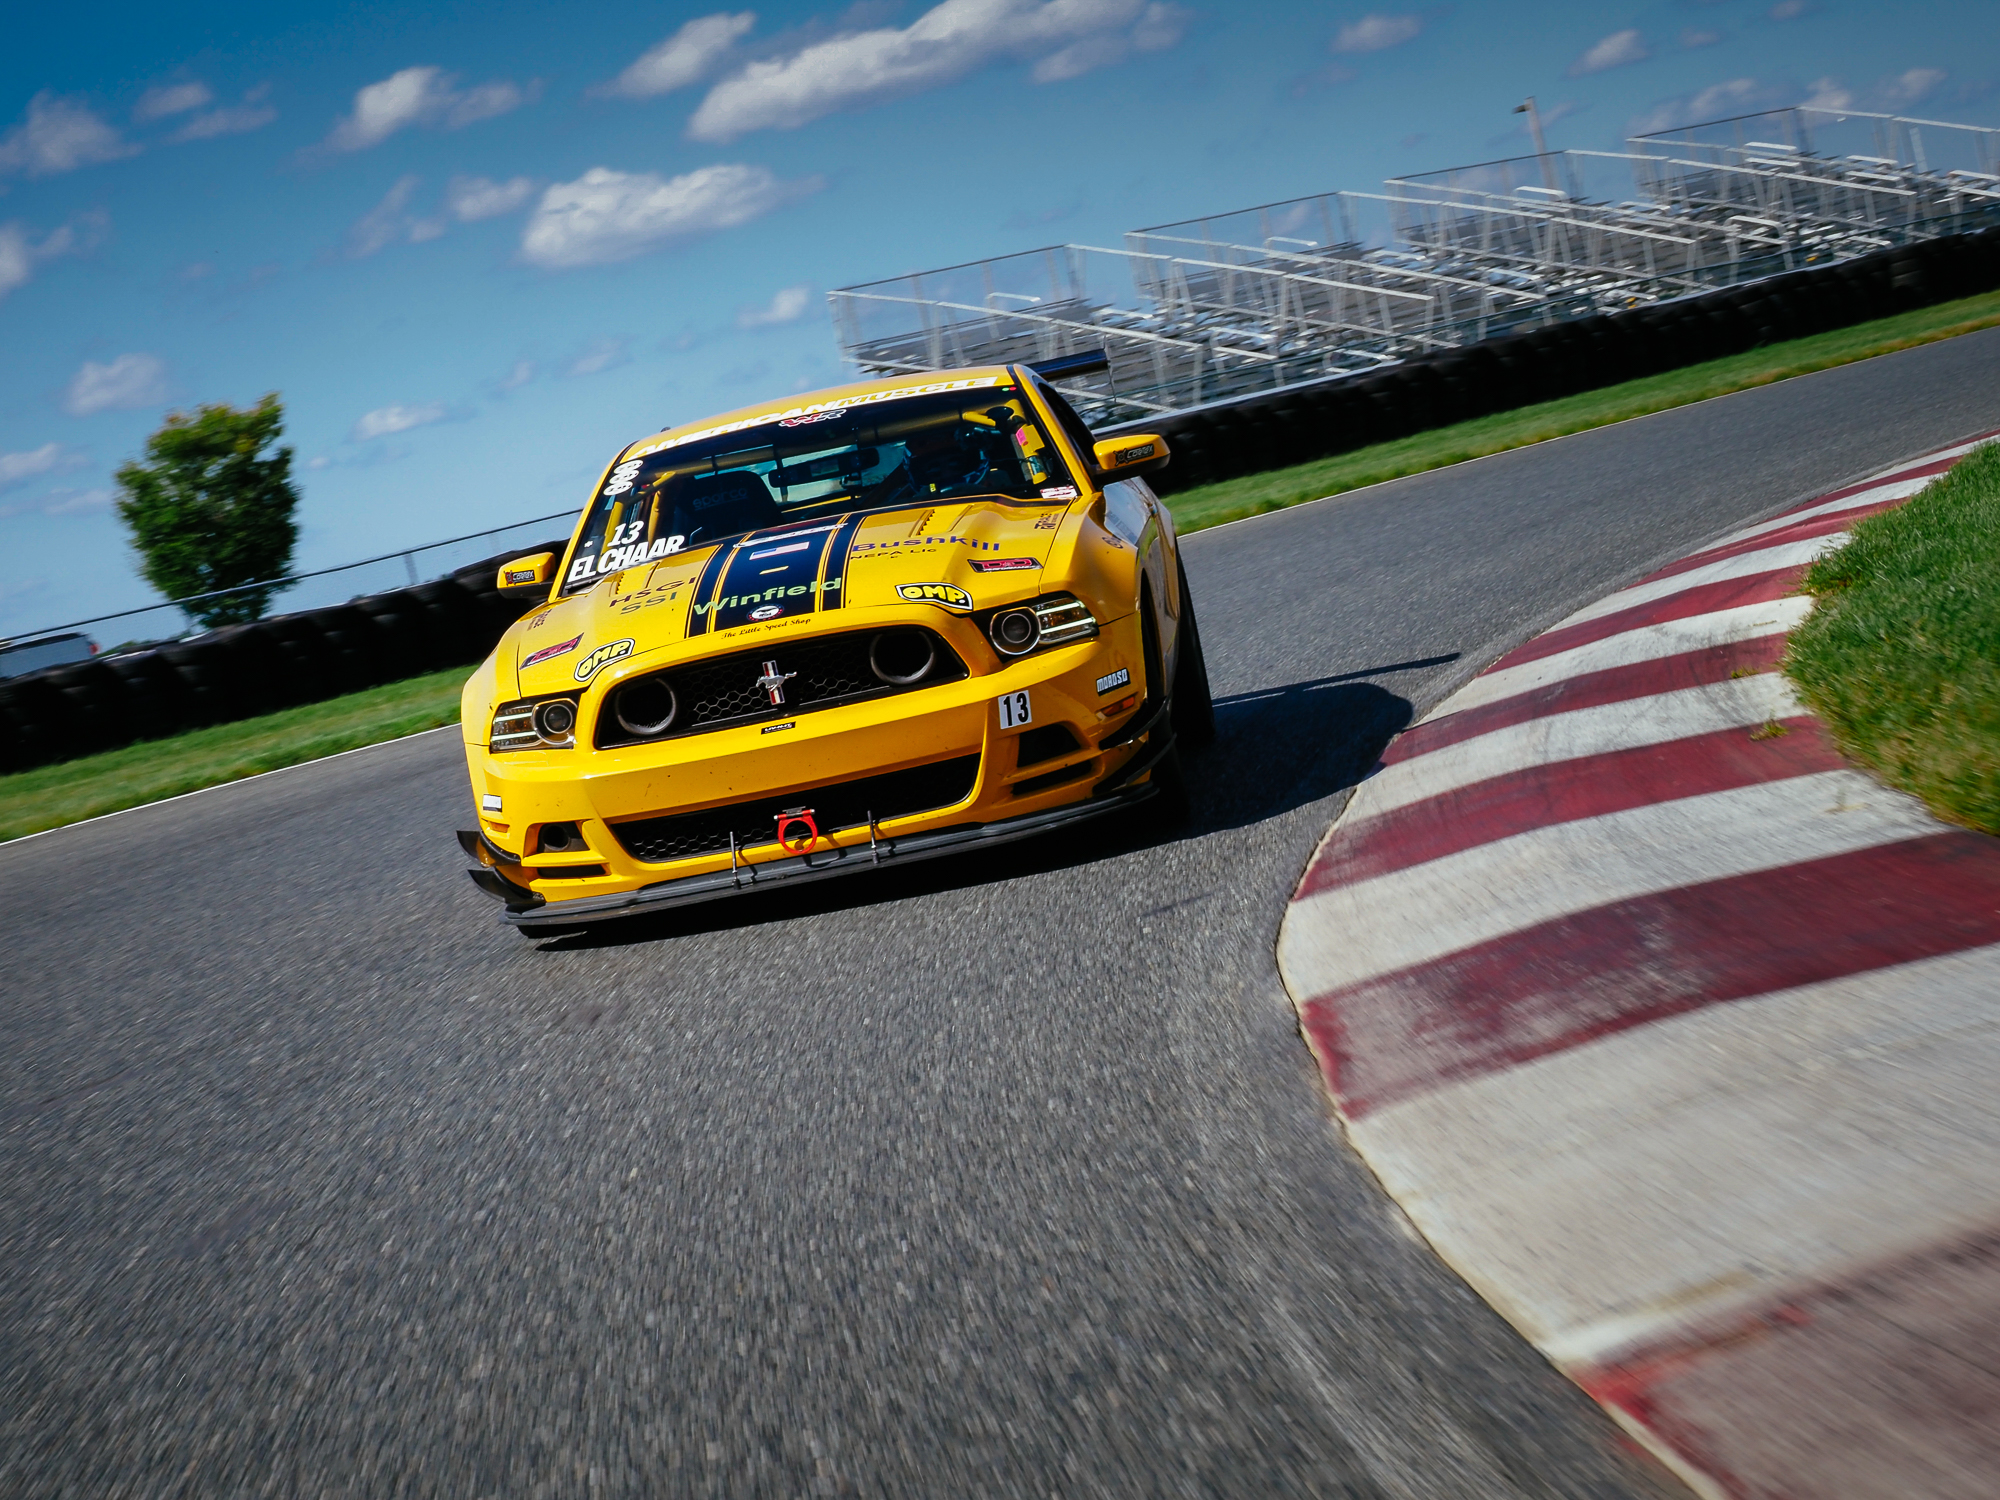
[1171,558,1216,750]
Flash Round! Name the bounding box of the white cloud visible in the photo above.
[64,353,169,417]
[1801,76,1855,112]
[1331,13,1422,55]
[520,164,820,268]
[346,174,424,257]
[0,92,136,176]
[1769,0,1811,18]
[566,339,629,376]
[498,359,536,391]
[173,89,278,142]
[1630,77,1787,136]
[134,81,213,122]
[738,283,813,327]
[1681,29,1721,49]
[688,0,1190,142]
[1569,29,1649,76]
[351,403,447,441]
[38,486,114,516]
[0,213,104,300]
[598,12,758,98]
[0,442,87,492]
[446,173,535,221]
[323,66,533,151]
[1880,67,1946,108]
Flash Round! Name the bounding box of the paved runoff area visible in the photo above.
[1279,433,2000,1500]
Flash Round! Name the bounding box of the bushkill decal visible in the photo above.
[970,558,1039,573]
[1096,667,1131,695]
[522,633,582,668]
[849,535,1005,558]
[574,639,635,682]
[897,582,973,611]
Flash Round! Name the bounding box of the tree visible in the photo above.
[115,394,301,629]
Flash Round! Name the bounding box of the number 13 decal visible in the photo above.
[997,690,1032,729]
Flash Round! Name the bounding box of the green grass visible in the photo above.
[1163,288,2000,535]
[1785,440,2000,836]
[0,666,468,843]
[9,286,2000,842]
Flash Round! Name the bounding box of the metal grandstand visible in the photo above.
[829,105,2000,425]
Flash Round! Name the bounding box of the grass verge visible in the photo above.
[0,666,467,844]
[1785,440,2000,835]
[1164,287,2000,534]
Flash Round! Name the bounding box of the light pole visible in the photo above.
[1514,96,1561,192]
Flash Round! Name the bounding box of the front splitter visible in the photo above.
[496,783,1156,933]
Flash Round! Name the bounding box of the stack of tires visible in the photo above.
[0,539,565,775]
[1131,224,2000,494]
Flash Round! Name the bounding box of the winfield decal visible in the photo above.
[522,633,582,668]
[897,583,973,611]
[702,522,844,632]
[573,639,634,681]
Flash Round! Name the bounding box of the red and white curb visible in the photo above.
[1277,433,2000,1500]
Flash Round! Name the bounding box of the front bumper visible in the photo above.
[460,613,1165,928]
[485,768,1163,933]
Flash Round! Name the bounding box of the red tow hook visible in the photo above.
[775,806,819,853]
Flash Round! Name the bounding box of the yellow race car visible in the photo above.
[456,355,1213,932]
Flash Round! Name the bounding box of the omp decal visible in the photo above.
[970,558,1039,572]
[703,526,841,632]
[1096,667,1131,695]
[897,583,973,611]
[522,633,582,668]
[819,513,864,612]
[574,639,635,681]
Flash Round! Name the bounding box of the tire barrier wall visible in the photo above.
[1116,227,2000,495]
[0,541,567,775]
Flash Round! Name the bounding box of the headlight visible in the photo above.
[490,693,580,751]
[987,593,1098,658]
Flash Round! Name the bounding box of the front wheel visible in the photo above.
[1171,559,1216,750]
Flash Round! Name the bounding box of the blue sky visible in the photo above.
[2,0,1993,639]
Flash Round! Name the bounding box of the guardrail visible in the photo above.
[0,539,568,774]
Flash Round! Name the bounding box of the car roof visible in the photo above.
[617,366,1022,462]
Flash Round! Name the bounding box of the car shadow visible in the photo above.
[532,653,1452,950]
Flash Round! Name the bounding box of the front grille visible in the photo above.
[612,755,981,864]
[596,629,966,748]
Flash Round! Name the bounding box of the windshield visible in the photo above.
[562,379,1074,593]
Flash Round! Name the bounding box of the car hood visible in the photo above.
[509,498,1067,694]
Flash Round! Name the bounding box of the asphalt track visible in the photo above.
[5,327,1999,1499]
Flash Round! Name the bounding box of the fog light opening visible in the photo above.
[990,608,1040,657]
[869,629,936,685]
[613,678,678,738]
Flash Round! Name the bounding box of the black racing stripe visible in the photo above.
[705,527,838,632]
[685,544,736,638]
[819,513,863,612]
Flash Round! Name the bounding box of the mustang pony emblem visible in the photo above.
[756,660,797,706]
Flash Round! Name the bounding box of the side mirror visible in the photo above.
[496,552,556,597]
[1092,433,1171,479]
